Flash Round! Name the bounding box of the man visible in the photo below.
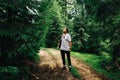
[58,27,72,72]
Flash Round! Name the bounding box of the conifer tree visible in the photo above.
[0,0,42,79]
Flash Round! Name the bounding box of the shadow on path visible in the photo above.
[31,65,76,80]
[30,48,109,80]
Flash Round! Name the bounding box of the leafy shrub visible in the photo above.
[112,43,120,62]
[0,0,41,80]
[43,0,63,48]
[0,66,19,80]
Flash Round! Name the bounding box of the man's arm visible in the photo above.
[57,42,60,48]
[57,40,61,48]
[69,41,72,51]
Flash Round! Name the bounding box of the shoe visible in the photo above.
[62,66,66,70]
[69,67,71,72]
[69,66,71,72]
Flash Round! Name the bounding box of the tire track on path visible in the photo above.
[39,48,77,80]
[47,48,109,80]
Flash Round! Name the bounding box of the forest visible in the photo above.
[0,0,120,80]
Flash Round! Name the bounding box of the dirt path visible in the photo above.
[37,49,78,80]
[31,48,109,80]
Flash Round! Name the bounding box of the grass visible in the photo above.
[42,48,81,79]
[65,59,81,79]
[71,52,105,73]
[71,66,81,79]
[41,48,120,80]
[71,51,120,80]
[46,48,81,79]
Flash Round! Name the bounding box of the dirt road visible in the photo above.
[31,48,109,80]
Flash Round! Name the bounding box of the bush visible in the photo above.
[112,43,120,62]
[0,66,19,80]
[0,24,41,80]
[43,0,63,48]
[0,1,41,80]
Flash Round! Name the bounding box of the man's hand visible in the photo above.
[69,41,72,51]
[69,48,72,52]
[57,46,59,49]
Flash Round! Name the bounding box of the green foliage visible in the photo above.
[71,51,120,80]
[0,24,40,63]
[66,58,81,79]
[42,0,63,47]
[0,66,30,80]
[0,66,19,80]
[96,0,120,61]
[72,0,120,55]
[111,43,120,64]
[0,0,42,79]
[72,0,120,77]
[71,0,103,54]
[0,0,39,24]
[72,17,89,52]
[84,21,103,54]
[0,0,120,79]
[71,66,81,79]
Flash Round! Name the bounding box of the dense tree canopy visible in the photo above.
[0,0,120,80]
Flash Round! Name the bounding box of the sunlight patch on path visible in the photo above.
[46,48,108,80]
[39,49,77,80]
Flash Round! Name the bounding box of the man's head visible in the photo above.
[63,27,68,33]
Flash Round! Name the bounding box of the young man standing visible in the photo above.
[58,27,72,72]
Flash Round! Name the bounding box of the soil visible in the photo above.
[31,48,109,80]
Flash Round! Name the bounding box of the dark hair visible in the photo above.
[65,27,69,33]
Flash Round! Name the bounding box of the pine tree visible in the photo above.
[0,0,42,80]
[44,0,63,47]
